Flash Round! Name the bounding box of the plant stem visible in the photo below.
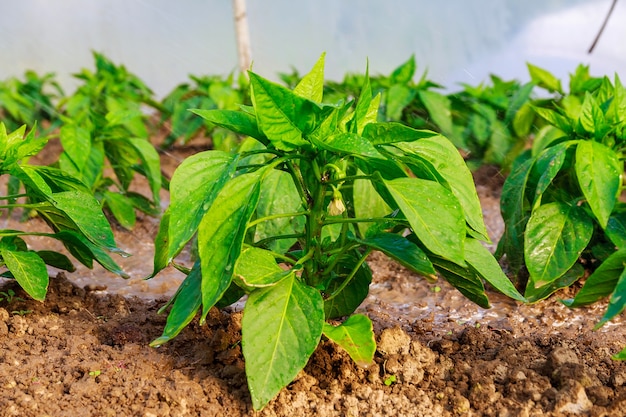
[253,233,305,248]
[324,248,372,301]
[247,211,309,228]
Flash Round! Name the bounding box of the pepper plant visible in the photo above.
[149,54,524,410]
[0,123,127,301]
[57,52,162,229]
[497,73,626,309]
[0,70,64,134]
[159,73,249,149]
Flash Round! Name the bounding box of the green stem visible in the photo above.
[0,194,29,200]
[323,216,400,225]
[324,248,372,301]
[253,233,305,248]
[247,211,309,229]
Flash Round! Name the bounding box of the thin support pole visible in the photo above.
[232,0,252,74]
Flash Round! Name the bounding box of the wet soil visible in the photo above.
[2,148,626,416]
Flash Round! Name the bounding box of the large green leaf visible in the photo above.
[384,177,465,265]
[525,202,593,287]
[168,151,238,260]
[51,190,119,252]
[575,140,621,228]
[606,212,626,249]
[578,92,610,140]
[563,248,626,307]
[150,261,202,347]
[357,232,435,278]
[191,109,266,143]
[249,72,329,150]
[396,135,489,241]
[293,53,325,102]
[362,122,437,145]
[529,142,570,206]
[242,274,324,410]
[322,314,375,367]
[464,238,526,302]
[1,249,48,301]
[254,170,305,254]
[197,171,262,321]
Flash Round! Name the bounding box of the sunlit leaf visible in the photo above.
[323,314,375,367]
[242,274,324,410]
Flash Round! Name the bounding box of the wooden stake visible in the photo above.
[232,0,252,74]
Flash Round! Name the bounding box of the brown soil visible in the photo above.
[2,151,626,416]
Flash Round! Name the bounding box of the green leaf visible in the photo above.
[505,82,534,125]
[353,175,391,235]
[234,247,291,289]
[357,233,435,278]
[606,212,626,249]
[528,63,562,93]
[389,55,416,84]
[525,202,593,287]
[242,274,324,410]
[150,261,202,347]
[350,67,378,135]
[575,141,621,228]
[385,84,416,121]
[36,250,75,272]
[249,72,326,150]
[104,191,136,230]
[525,263,584,303]
[396,135,489,241]
[51,191,119,252]
[1,249,48,301]
[148,209,170,279]
[563,248,626,307]
[362,122,437,145]
[383,177,465,265]
[578,92,610,140]
[496,156,534,272]
[464,238,526,302]
[254,170,305,254]
[312,132,382,158]
[59,124,91,172]
[197,171,262,321]
[596,270,626,328]
[323,254,372,319]
[52,230,128,278]
[293,53,325,102]
[128,138,161,205]
[418,90,453,136]
[532,107,572,134]
[168,151,238,260]
[427,251,489,308]
[323,314,375,367]
[191,109,265,142]
[530,142,570,206]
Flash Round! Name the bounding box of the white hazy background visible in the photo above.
[1,0,625,97]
